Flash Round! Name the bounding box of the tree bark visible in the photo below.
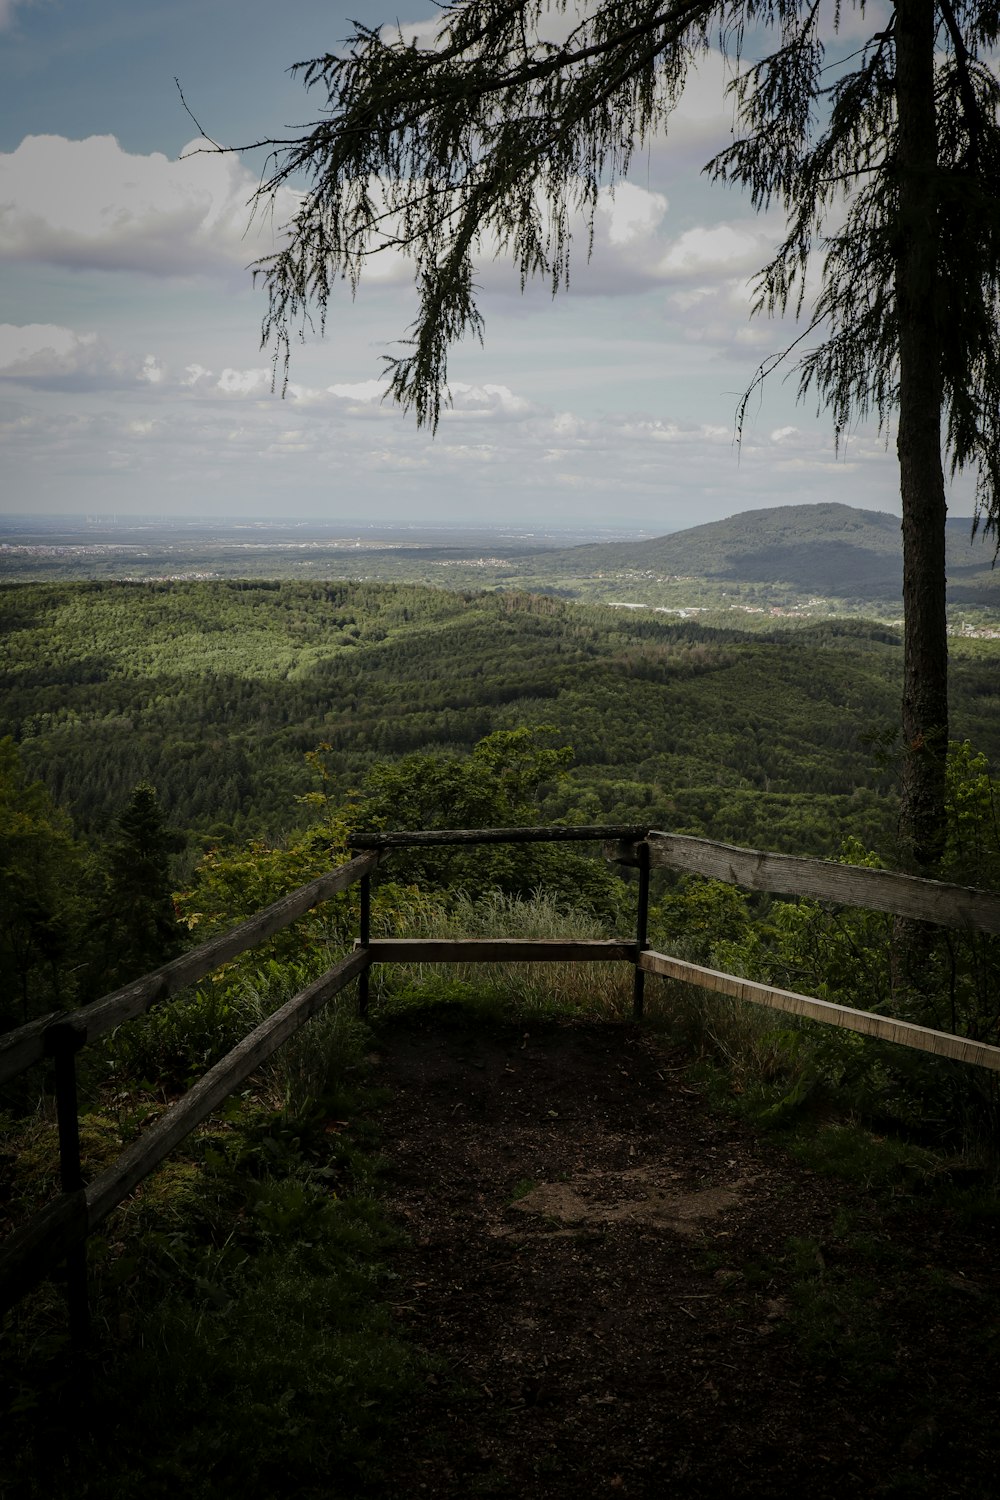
[894,0,949,872]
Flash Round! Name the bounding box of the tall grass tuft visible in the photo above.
[372,887,635,1020]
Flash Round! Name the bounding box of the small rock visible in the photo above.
[714,1269,742,1287]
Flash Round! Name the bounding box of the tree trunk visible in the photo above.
[894,0,949,873]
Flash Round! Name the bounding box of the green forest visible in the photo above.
[6,575,999,855]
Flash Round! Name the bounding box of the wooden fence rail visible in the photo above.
[637,951,1000,1072]
[0,951,368,1323]
[609,831,1000,934]
[0,852,379,1085]
[363,938,635,964]
[0,851,380,1334]
[2,822,999,1339]
[84,950,369,1227]
[350,824,649,849]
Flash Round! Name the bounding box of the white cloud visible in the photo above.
[0,130,773,324]
[216,367,272,397]
[656,223,770,280]
[380,13,446,49]
[326,379,387,405]
[469,179,779,302]
[0,322,157,388]
[0,327,280,401]
[595,183,669,246]
[0,134,299,277]
[663,273,794,357]
[2,347,910,523]
[448,382,532,418]
[0,323,90,374]
[181,363,215,389]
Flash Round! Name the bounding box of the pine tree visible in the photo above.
[246,1,1000,869]
[101,783,183,987]
[0,738,88,1028]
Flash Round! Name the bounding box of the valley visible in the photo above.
[3,502,998,862]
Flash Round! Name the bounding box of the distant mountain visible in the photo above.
[526,502,998,604]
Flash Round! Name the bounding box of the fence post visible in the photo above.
[633,841,650,1020]
[358,873,371,1018]
[47,1025,89,1344]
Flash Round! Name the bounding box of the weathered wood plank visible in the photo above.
[85,948,369,1229]
[0,1011,59,1084]
[639,950,1000,1072]
[364,938,634,963]
[0,1190,88,1314]
[613,833,1000,935]
[0,852,378,1084]
[351,824,649,849]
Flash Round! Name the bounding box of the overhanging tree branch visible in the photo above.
[238,0,1000,874]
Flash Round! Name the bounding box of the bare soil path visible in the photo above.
[365,1008,1000,1499]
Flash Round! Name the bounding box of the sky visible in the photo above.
[0,0,974,533]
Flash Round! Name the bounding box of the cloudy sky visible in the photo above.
[0,0,970,532]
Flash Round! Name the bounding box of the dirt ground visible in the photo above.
[365,1008,1000,1499]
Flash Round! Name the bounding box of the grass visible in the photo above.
[637,961,1000,1179]
[4,1115,424,1500]
[0,991,425,1500]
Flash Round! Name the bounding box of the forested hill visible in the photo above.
[3,577,999,860]
[523,503,998,606]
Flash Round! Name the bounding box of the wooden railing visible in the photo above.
[2,823,1000,1338]
[0,849,380,1340]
